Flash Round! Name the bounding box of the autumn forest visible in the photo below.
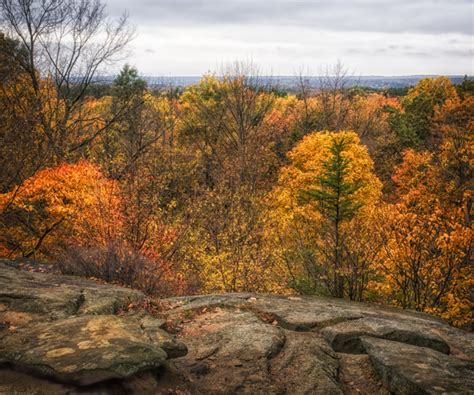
[0,0,472,330]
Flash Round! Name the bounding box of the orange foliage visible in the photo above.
[0,161,121,258]
[376,146,473,327]
[1,68,471,324]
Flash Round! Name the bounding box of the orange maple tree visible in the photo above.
[0,161,121,258]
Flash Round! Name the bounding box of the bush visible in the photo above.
[57,240,180,296]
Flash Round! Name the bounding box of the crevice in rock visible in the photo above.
[243,305,363,333]
[166,302,240,320]
[194,346,219,361]
[329,336,366,354]
[73,290,85,315]
[267,330,286,359]
[139,322,155,344]
[0,293,37,300]
[269,331,342,394]
[310,316,363,331]
[384,330,450,354]
[326,330,450,355]
[337,353,388,395]
[243,306,281,327]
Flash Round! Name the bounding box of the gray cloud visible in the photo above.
[103,0,473,75]
[109,0,473,35]
[441,48,474,58]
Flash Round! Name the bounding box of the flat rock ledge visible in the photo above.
[0,261,472,394]
[0,261,187,389]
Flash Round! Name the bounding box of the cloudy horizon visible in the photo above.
[107,0,473,76]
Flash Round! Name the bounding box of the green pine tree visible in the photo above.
[299,135,364,298]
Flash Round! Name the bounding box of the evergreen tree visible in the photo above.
[299,135,364,297]
[100,65,148,179]
[113,64,147,102]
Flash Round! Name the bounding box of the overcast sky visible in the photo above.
[107,0,473,76]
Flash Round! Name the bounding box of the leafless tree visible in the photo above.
[295,66,316,134]
[317,60,352,131]
[0,0,134,161]
[294,61,353,135]
[218,61,276,190]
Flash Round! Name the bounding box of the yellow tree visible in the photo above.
[268,131,382,299]
[177,68,280,293]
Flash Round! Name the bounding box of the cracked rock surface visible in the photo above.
[0,262,473,394]
[0,261,187,388]
[161,294,473,394]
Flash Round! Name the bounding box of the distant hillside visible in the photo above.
[137,75,472,89]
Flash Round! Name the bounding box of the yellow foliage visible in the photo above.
[267,130,383,296]
[405,76,458,106]
[269,130,382,228]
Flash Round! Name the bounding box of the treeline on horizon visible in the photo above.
[76,72,474,104]
[0,0,472,329]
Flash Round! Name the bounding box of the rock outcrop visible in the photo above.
[0,261,472,394]
[0,260,187,389]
